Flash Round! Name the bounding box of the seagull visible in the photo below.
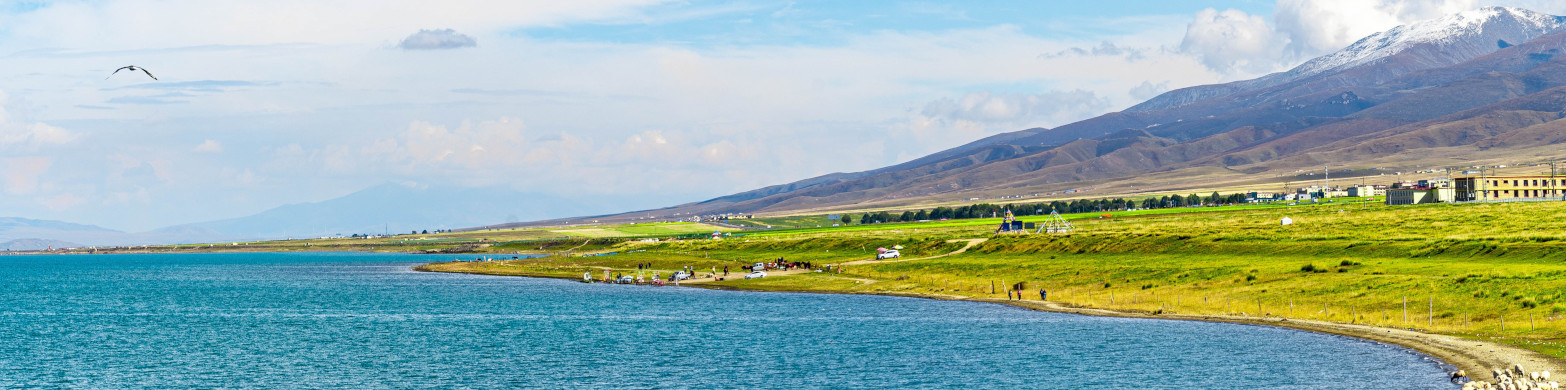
[107,65,157,80]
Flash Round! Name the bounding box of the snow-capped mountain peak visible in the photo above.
[1291,7,1566,78]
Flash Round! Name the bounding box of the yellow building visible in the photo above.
[1386,188,1454,205]
[1454,176,1566,201]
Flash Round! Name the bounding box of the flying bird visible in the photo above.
[107,65,157,80]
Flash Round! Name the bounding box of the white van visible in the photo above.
[876,250,900,260]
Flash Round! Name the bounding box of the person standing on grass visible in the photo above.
[1040,289,1047,301]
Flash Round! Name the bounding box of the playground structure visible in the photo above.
[1035,210,1074,234]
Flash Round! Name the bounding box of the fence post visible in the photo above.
[1428,296,1433,328]
[1403,296,1408,323]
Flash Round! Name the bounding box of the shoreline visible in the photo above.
[415,263,1564,383]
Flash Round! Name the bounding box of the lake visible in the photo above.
[0,252,1455,388]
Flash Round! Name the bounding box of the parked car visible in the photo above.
[669,271,690,281]
[616,275,635,284]
[752,262,766,271]
[876,250,901,260]
[745,270,767,279]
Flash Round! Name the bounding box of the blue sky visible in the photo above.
[518,1,1274,45]
[0,0,1559,231]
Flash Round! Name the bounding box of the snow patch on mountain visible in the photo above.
[1291,7,1566,78]
[1129,7,1566,113]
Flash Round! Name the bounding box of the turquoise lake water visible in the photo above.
[0,252,1455,388]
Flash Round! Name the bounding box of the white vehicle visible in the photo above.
[876,250,901,260]
[669,271,691,281]
[753,262,766,271]
[745,270,767,279]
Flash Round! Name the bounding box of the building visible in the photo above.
[1346,185,1385,197]
[1386,187,1455,205]
[1454,176,1566,201]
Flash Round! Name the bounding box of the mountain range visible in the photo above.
[545,6,1566,225]
[2,184,689,248]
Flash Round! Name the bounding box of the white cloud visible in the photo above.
[3,157,51,195]
[919,90,1111,127]
[38,193,85,211]
[1128,81,1170,101]
[0,90,77,149]
[399,29,477,50]
[1485,0,1566,14]
[193,139,223,153]
[1181,8,1285,74]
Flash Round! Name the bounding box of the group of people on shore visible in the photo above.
[584,258,824,285]
[1005,287,1047,301]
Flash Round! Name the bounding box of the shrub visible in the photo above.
[1245,274,1257,281]
[1301,264,1319,272]
[1521,298,1538,309]
[1339,260,1361,266]
[1337,268,1348,273]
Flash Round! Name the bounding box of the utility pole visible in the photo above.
[1552,160,1561,200]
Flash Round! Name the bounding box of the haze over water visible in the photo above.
[0,253,1452,388]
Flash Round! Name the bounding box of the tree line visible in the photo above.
[841,191,1248,225]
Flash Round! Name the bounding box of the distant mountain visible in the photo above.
[4,182,694,245]
[156,183,661,239]
[565,7,1566,223]
[1,238,84,251]
[0,217,233,248]
[0,217,114,233]
[0,217,127,248]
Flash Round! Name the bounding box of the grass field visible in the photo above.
[415,199,1566,358]
[553,223,735,238]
